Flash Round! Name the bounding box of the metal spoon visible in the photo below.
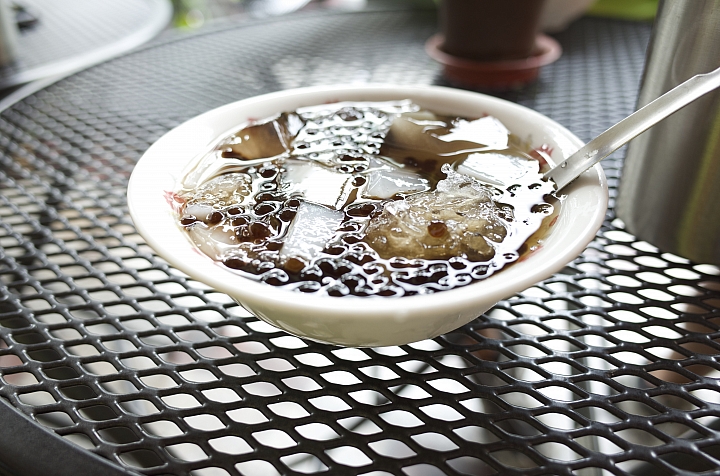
[544,66,720,191]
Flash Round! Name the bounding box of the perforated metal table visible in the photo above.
[1,7,720,476]
[0,0,172,92]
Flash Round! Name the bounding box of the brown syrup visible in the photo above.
[176,101,556,297]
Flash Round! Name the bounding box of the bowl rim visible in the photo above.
[128,83,607,319]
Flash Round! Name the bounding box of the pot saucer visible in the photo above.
[425,34,562,90]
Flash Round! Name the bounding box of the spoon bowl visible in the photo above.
[128,84,607,347]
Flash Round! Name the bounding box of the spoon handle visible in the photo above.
[545,65,720,191]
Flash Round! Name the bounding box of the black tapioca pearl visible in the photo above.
[531,203,552,214]
[362,264,384,275]
[269,216,282,232]
[285,198,301,208]
[324,245,346,256]
[429,270,448,283]
[279,208,297,222]
[256,260,276,272]
[231,216,250,226]
[284,257,306,274]
[338,222,361,232]
[448,258,466,270]
[254,202,277,216]
[265,241,283,251]
[365,143,380,152]
[249,222,272,240]
[341,275,362,290]
[234,225,250,240]
[300,267,323,282]
[327,287,346,297]
[496,205,514,221]
[388,258,412,269]
[318,260,338,277]
[227,207,242,215]
[401,274,430,285]
[342,234,362,244]
[206,211,223,225]
[377,288,399,297]
[264,274,288,286]
[336,262,353,276]
[223,257,249,269]
[352,176,366,187]
[350,289,370,297]
[259,167,277,178]
[317,260,351,279]
[180,216,198,226]
[347,203,375,218]
[427,220,448,238]
[471,265,489,278]
[255,192,278,203]
[339,109,361,121]
[346,254,374,265]
[298,283,319,293]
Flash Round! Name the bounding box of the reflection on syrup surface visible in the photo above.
[176,101,557,297]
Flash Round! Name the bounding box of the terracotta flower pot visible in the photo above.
[439,0,546,61]
[427,0,561,90]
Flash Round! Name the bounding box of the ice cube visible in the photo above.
[221,116,293,160]
[295,100,416,117]
[457,152,540,187]
[181,172,253,211]
[184,203,215,222]
[280,202,343,262]
[292,108,390,158]
[363,167,430,199]
[282,160,354,209]
[436,164,497,199]
[379,115,489,178]
[186,223,239,261]
[381,115,470,157]
[436,116,510,150]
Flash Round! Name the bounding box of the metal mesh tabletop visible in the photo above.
[1,7,720,476]
[0,0,171,91]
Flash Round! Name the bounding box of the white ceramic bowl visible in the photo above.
[128,84,607,347]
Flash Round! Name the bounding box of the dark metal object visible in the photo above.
[1,8,719,476]
[0,398,137,476]
[13,2,40,30]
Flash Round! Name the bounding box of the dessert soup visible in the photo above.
[175,100,557,297]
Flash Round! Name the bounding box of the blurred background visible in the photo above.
[168,0,659,29]
[0,0,660,104]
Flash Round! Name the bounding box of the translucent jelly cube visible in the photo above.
[280,201,344,262]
